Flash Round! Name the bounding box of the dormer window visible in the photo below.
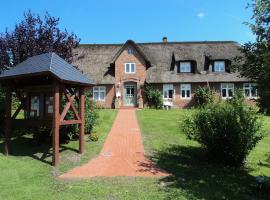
[178,62,191,73]
[125,63,136,74]
[214,61,225,72]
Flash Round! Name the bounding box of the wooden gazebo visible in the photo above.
[0,53,94,166]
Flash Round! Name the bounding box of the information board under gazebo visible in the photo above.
[0,53,94,166]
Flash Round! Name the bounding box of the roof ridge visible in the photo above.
[79,40,239,46]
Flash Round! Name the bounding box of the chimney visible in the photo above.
[162,37,168,43]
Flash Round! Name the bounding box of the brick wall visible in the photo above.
[88,84,115,108]
[151,82,257,108]
[114,45,147,106]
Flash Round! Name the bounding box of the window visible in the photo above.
[178,62,191,73]
[181,84,191,99]
[125,63,136,73]
[93,86,106,101]
[243,83,258,98]
[45,96,53,116]
[214,61,225,72]
[30,96,40,118]
[127,48,133,54]
[163,84,174,99]
[221,83,234,98]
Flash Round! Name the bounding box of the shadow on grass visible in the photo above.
[0,136,78,165]
[151,145,267,200]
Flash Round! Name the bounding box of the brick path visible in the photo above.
[60,109,168,178]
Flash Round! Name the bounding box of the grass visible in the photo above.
[137,109,270,200]
[0,108,269,200]
[0,109,171,200]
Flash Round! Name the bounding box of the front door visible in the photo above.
[124,84,136,106]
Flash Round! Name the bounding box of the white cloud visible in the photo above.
[197,12,205,19]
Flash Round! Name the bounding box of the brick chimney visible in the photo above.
[162,37,168,43]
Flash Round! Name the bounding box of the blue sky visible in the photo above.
[0,0,255,44]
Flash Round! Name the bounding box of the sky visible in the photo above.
[0,0,255,44]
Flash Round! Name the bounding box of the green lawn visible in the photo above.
[0,109,269,200]
[137,109,270,200]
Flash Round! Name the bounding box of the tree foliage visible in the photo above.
[0,10,80,71]
[236,0,270,113]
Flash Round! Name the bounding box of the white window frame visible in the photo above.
[243,83,258,99]
[221,83,234,99]
[93,86,106,101]
[125,63,136,74]
[180,84,191,99]
[179,62,191,73]
[163,84,174,100]
[214,61,225,72]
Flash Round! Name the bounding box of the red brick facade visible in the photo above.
[114,45,147,107]
[90,84,115,108]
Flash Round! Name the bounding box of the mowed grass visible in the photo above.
[1,109,269,200]
[0,109,169,200]
[137,109,270,200]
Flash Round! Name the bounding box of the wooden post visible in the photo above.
[52,82,60,166]
[79,87,85,154]
[4,87,12,156]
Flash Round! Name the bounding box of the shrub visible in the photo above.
[85,92,99,134]
[182,101,263,167]
[89,131,99,142]
[144,84,163,109]
[255,176,270,195]
[229,89,245,106]
[194,86,214,107]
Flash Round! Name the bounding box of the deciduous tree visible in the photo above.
[0,10,80,71]
[236,0,270,113]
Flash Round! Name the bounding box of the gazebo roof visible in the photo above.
[0,53,94,86]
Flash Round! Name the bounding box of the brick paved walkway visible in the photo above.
[60,109,168,178]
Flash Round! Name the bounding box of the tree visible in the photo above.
[0,10,80,71]
[236,0,270,114]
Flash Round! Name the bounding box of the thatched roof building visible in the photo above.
[72,40,248,84]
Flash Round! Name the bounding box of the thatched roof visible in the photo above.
[73,40,248,84]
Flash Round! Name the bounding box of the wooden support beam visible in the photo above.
[79,87,85,154]
[60,94,75,121]
[62,89,80,121]
[12,103,23,119]
[4,87,12,156]
[60,119,82,126]
[67,87,79,104]
[52,82,60,166]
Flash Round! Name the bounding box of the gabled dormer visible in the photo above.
[111,40,151,84]
[205,58,231,73]
[171,52,197,74]
[111,40,151,68]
